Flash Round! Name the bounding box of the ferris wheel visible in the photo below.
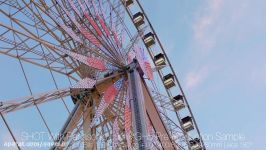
[0,0,206,149]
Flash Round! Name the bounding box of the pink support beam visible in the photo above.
[112,118,119,150]
[90,78,123,127]
[97,15,111,37]
[84,13,103,37]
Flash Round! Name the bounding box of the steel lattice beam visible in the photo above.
[0,88,70,114]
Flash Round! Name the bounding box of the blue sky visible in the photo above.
[141,0,266,149]
[1,0,266,149]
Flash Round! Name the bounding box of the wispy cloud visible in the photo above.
[192,0,266,54]
[193,0,223,51]
[187,0,266,89]
[185,66,209,91]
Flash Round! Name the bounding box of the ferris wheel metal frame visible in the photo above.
[0,0,206,149]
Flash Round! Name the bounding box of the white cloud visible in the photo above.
[193,0,223,51]
[188,0,266,88]
[185,67,209,90]
[192,0,266,54]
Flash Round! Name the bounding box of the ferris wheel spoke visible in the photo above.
[0,88,71,114]
[0,25,102,77]
[18,0,72,45]
[31,0,101,55]
[95,1,130,64]
[0,35,72,68]
[73,0,127,64]
[107,0,133,40]
[25,1,121,67]
[100,0,134,59]
[3,0,71,50]
[123,29,144,59]
[0,1,86,69]
[36,0,129,67]
[55,0,124,65]
[2,0,49,32]
[0,21,81,80]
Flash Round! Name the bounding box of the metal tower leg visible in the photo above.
[127,61,148,150]
[50,100,83,150]
[83,102,97,150]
